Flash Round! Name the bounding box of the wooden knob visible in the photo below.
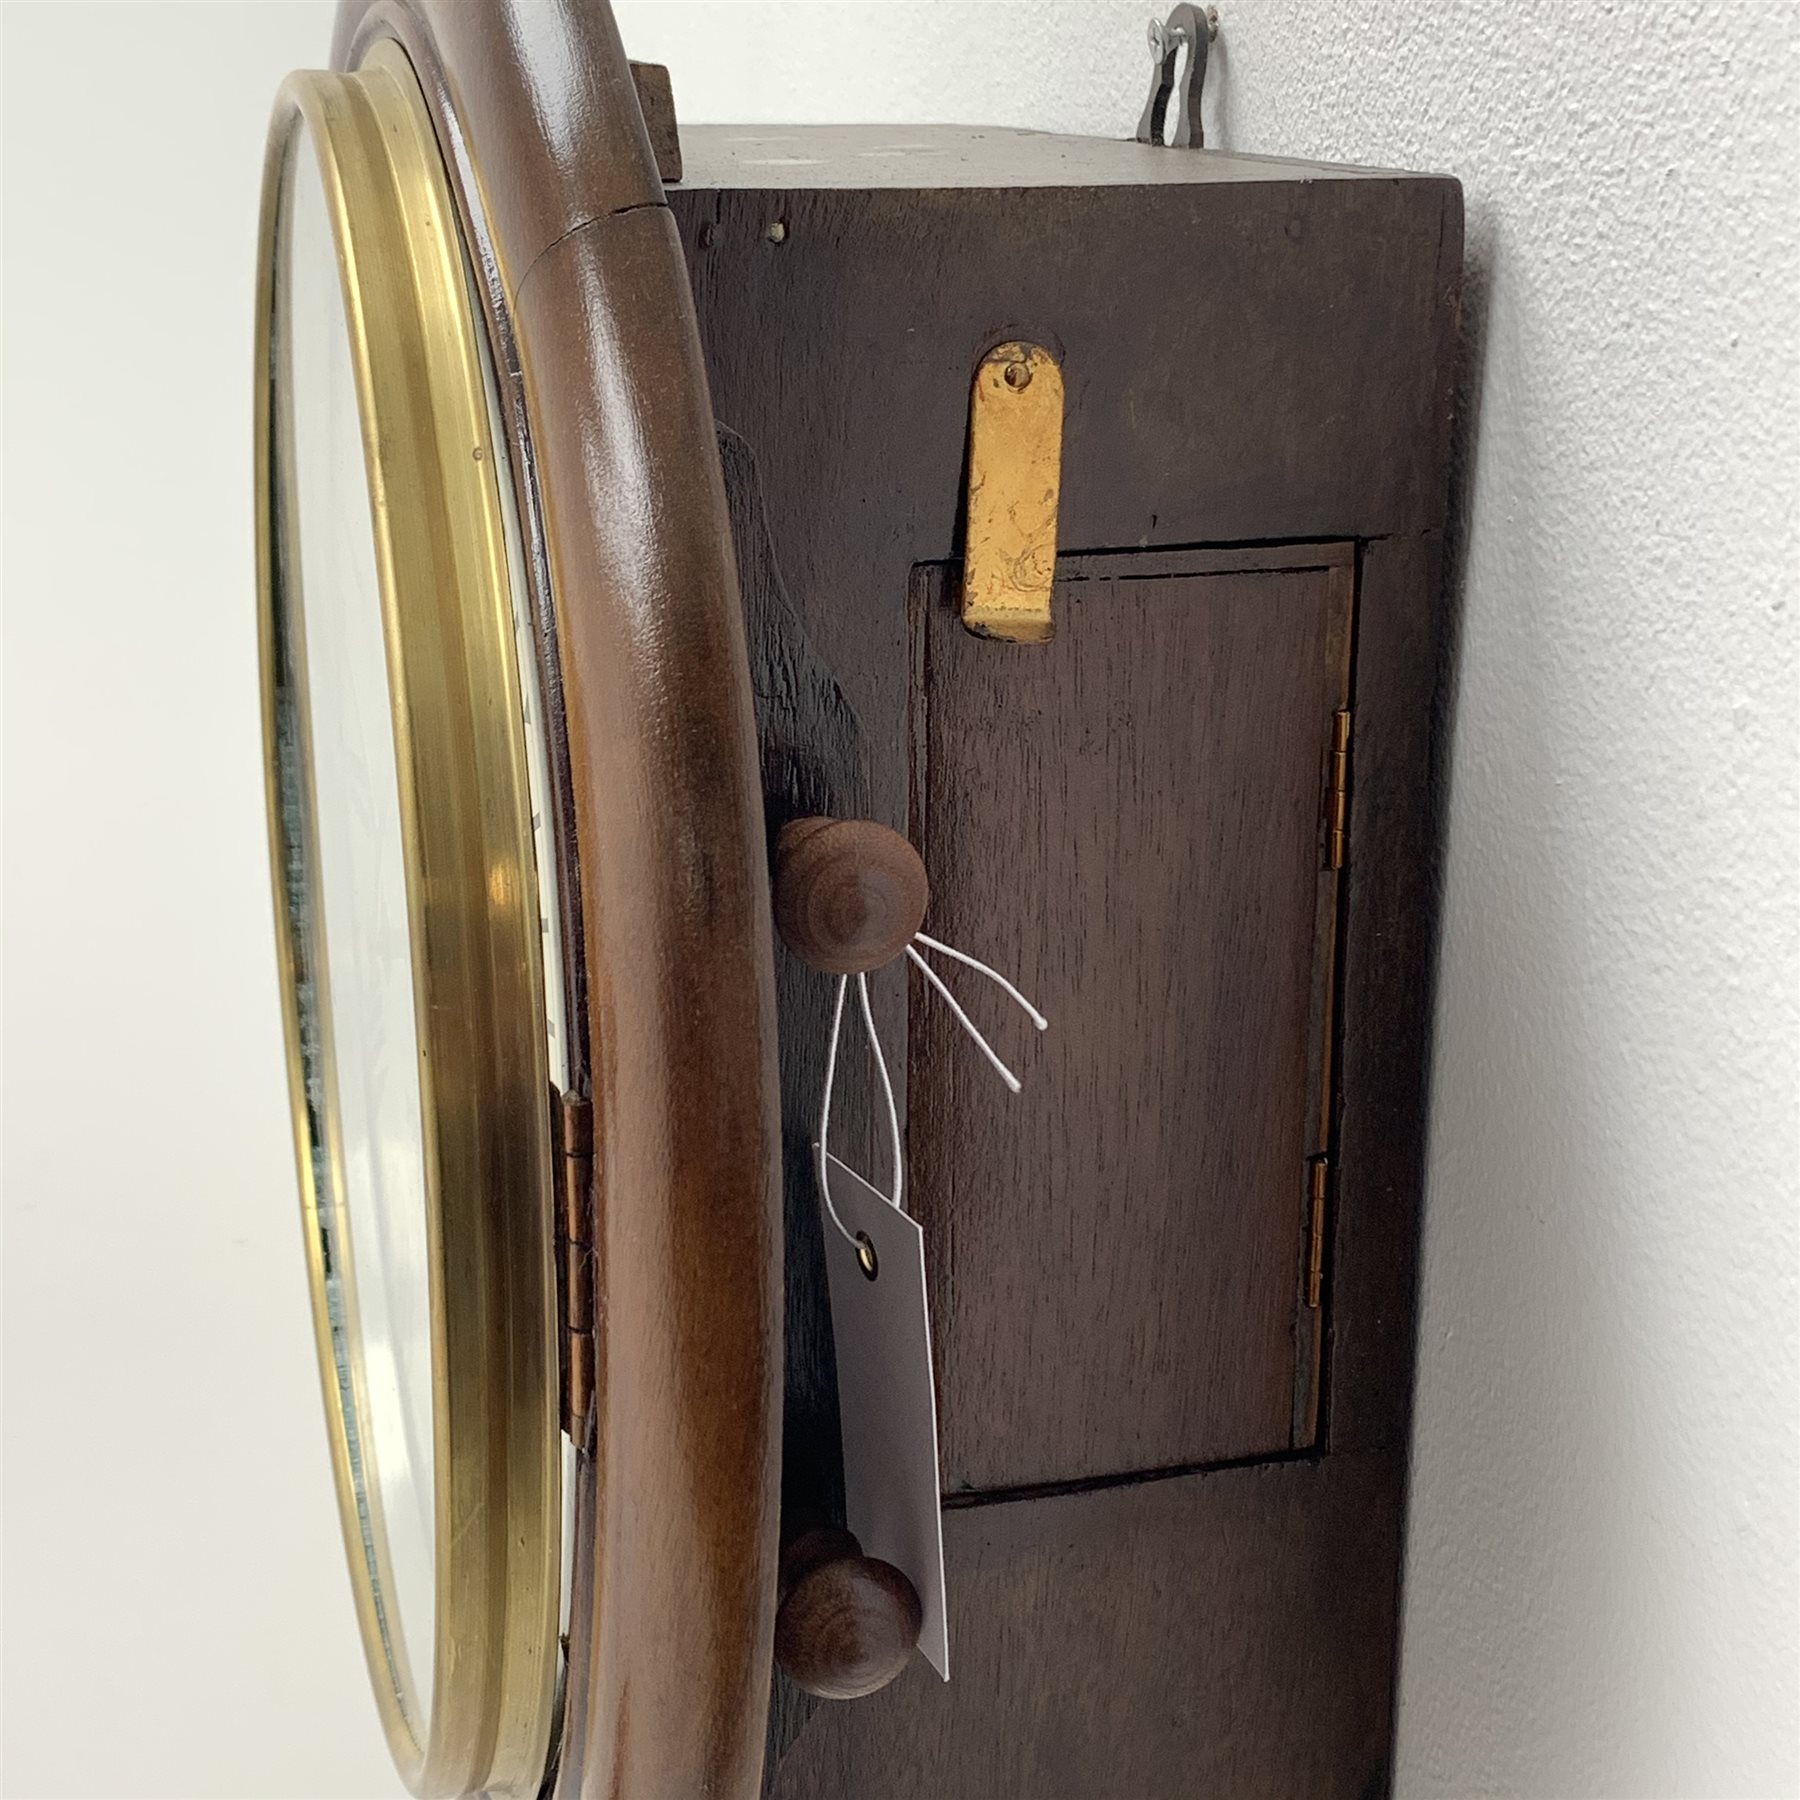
[773,817,929,974]
[775,1526,923,1699]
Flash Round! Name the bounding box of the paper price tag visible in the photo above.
[820,1153,950,1680]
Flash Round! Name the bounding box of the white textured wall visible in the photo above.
[4,4,1794,1797]
[1204,8,1800,1797]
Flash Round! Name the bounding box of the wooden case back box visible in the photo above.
[667,125,1461,1798]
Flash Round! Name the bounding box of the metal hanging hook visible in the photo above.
[1136,4,1218,150]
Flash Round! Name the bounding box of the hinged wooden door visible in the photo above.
[910,542,1354,1494]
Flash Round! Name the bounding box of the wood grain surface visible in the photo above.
[674,142,1460,1215]
[768,1453,1405,1800]
[1327,530,1452,1460]
[774,816,930,974]
[673,141,1460,1797]
[912,547,1352,1494]
[516,199,780,1800]
[775,1527,925,1700]
[627,61,682,185]
[675,121,1439,190]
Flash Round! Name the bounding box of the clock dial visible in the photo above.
[273,110,438,1731]
[258,43,562,1797]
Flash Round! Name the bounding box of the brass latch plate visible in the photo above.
[960,341,1064,644]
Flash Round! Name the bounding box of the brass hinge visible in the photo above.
[1305,1157,1329,1309]
[554,1089,595,1441]
[1325,709,1352,870]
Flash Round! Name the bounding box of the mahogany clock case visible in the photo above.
[668,127,1461,1798]
[294,3,1460,1795]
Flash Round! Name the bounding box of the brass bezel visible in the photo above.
[255,41,560,1799]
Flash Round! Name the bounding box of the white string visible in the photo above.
[814,970,908,1247]
[857,971,905,1216]
[912,931,1050,1032]
[904,944,1022,1093]
[813,924,1047,1247]
[814,973,856,1246]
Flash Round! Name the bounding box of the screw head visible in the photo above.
[1003,359,1033,391]
[1147,15,1190,57]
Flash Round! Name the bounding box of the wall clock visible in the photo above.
[256,3,1461,1796]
